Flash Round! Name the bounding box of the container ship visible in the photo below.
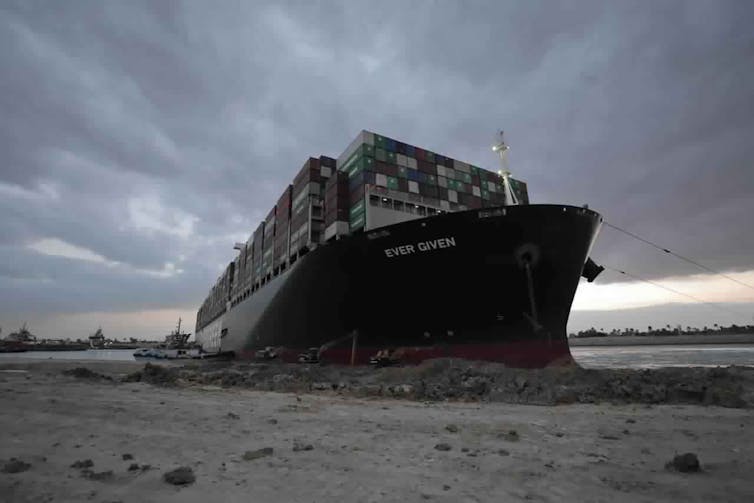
[195,131,604,368]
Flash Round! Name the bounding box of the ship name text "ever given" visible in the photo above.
[383,237,457,258]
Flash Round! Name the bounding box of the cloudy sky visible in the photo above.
[1,0,753,340]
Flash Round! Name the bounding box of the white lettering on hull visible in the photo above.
[384,237,457,258]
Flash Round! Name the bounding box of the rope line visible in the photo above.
[603,266,749,318]
[603,221,754,291]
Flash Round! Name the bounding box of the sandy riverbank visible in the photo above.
[1,360,753,502]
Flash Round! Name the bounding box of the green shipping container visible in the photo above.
[348,156,375,178]
[387,176,399,190]
[398,166,408,178]
[350,199,365,217]
[426,151,435,163]
[426,174,437,186]
[350,213,365,230]
[482,189,490,200]
[461,173,472,184]
[374,135,386,149]
[361,144,375,158]
[375,147,387,162]
[386,151,397,164]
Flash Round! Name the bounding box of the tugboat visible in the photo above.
[88,327,106,349]
[134,318,198,359]
[0,325,29,353]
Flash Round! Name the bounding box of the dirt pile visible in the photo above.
[65,359,753,408]
[62,367,113,381]
[163,359,753,408]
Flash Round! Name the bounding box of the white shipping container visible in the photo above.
[321,166,332,178]
[436,165,446,177]
[375,173,388,187]
[472,186,481,197]
[448,190,458,203]
[407,157,417,170]
[438,176,447,188]
[488,181,497,192]
[408,180,419,193]
[440,200,450,210]
[396,153,408,167]
[446,168,456,180]
[363,131,375,146]
[454,159,470,173]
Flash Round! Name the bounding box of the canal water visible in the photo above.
[1,345,753,368]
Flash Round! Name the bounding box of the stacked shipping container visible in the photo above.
[273,185,292,272]
[323,171,349,240]
[289,156,335,257]
[196,130,530,333]
[335,130,529,234]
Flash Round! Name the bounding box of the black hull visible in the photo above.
[197,204,602,368]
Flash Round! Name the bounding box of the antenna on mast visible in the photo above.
[492,130,519,206]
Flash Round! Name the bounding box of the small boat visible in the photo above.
[133,319,201,359]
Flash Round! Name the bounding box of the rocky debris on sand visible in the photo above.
[500,430,520,442]
[125,359,753,408]
[71,459,94,469]
[243,448,273,461]
[666,453,701,473]
[445,424,459,433]
[127,463,140,471]
[498,449,511,456]
[163,466,195,485]
[83,470,113,481]
[434,443,452,451]
[123,363,178,386]
[226,412,240,420]
[293,441,314,452]
[2,458,31,473]
[121,454,133,461]
[62,367,113,381]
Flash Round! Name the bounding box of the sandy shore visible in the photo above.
[1,361,753,502]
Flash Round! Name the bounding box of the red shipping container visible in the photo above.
[468,196,482,209]
[415,147,426,161]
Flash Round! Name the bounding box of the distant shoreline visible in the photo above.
[569,333,754,346]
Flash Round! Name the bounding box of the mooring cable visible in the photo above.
[602,265,750,318]
[603,221,754,291]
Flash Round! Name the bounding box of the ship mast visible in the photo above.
[492,130,519,206]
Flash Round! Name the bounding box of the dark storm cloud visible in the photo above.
[1,0,753,322]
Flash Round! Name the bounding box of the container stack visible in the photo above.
[261,207,276,281]
[289,156,335,258]
[335,130,530,232]
[273,185,292,272]
[251,222,264,289]
[323,171,349,240]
